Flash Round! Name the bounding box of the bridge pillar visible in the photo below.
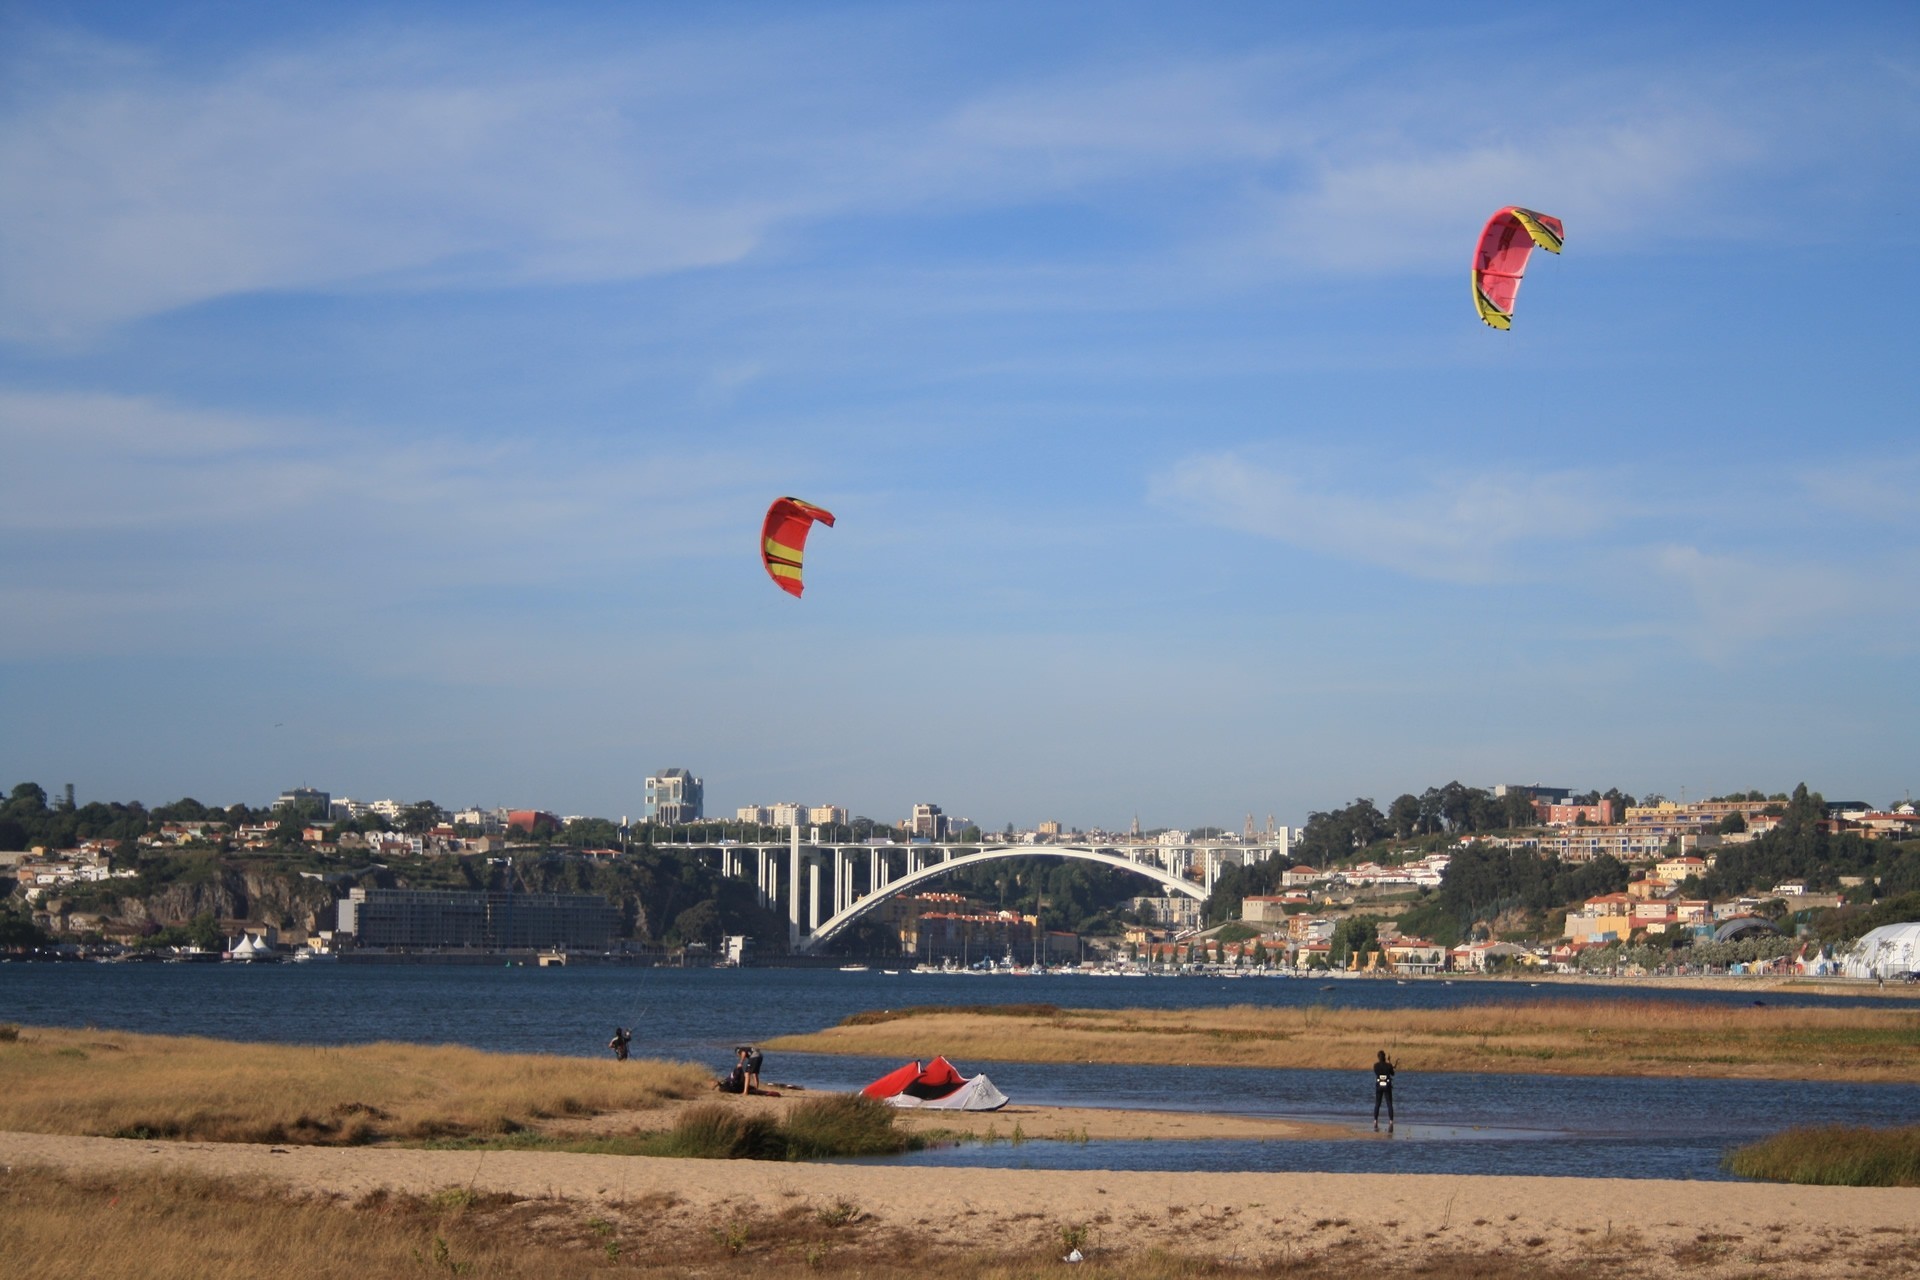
[788,825,802,950]
[808,858,821,933]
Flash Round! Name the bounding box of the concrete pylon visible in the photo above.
[788,824,802,950]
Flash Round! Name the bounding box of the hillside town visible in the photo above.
[3,774,1916,981]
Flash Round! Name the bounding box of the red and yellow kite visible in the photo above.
[1472,207,1564,330]
[761,496,835,597]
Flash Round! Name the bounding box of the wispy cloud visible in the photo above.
[0,388,785,657]
[2,19,1905,339]
[1152,450,1616,583]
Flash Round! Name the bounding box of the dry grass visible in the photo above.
[0,1025,709,1144]
[0,1163,1651,1279]
[767,998,1920,1081]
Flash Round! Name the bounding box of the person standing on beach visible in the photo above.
[745,1045,764,1091]
[608,1027,631,1061]
[1371,1049,1396,1131]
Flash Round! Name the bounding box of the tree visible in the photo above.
[1716,812,1747,835]
[6,782,48,816]
[0,906,50,950]
[671,901,722,948]
[401,801,443,834]
[1388,794,1422,841]
[1330,916,1378,968]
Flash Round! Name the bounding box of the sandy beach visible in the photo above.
[5,1125,1917,1277]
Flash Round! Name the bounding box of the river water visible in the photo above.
[5,963,1915,1180]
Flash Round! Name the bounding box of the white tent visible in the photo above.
[1840,922,1920,980]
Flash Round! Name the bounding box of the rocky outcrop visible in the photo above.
[109,866,342,935]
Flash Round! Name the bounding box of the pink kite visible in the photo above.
[1472,207,1564,330]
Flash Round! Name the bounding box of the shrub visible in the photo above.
[782,1093,913,1159]
[658,1103,785,1160]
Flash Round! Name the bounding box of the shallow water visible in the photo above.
[5,962,1914,1179]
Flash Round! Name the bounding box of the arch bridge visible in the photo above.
[702,830,1283,954]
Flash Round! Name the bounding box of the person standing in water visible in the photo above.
[1371,1049,1396,1131]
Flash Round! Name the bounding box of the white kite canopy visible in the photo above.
[893,1072,1009,1111]
[860,1056,1009,1111]
[1841,922,1920,980]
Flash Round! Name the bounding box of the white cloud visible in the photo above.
[1639,543,1881,659]
[1,20,1902,339]
[1152,450,1615,583]
[0,388,790,658]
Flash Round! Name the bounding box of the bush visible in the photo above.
[655,1094,918,1161]
[658,1103,786,1160]
[782,1093,913,1158]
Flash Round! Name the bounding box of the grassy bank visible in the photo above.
[1725,1125,1920,1186]
[426,1093,923,1160]
[0,1163,1636,1280]
[766,999,1920,1081]
[0,1024,708,1144]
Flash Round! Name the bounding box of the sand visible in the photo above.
[5,1120,1918,1277]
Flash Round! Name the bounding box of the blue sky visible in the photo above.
[3,2,1917,829]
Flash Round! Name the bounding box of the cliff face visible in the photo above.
[110,867,344,935]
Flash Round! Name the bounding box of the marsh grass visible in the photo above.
[0,1163,1629,1279]
[1725,1124,1920,1186]
[0,1025,707,1144]
[769,998,1920,1081]
[841,1003,1061,1026]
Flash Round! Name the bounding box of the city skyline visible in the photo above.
[3,3,1916,827]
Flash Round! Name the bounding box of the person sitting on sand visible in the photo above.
[608,1027,631,1061]
[1372,1049,1396,1131]
[716,1048,748,1094]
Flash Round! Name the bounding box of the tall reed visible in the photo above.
[1724,1124,1920,1186]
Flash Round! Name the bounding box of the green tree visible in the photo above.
[401,801,443,834]
[0,905,50,950]
[1329,916,1378,968]
[1388,794,1422,840]
[671,901,722,947]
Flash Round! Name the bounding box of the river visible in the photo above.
[5,962,1915,1180]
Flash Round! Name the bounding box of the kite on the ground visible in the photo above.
[1472,207,1564,330]
[761,497,835,597]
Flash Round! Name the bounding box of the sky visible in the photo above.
[3,1,1917,831]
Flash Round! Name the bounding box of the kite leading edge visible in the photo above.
[761,497,836,597]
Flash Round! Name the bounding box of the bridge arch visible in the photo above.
[801,843,1207,954]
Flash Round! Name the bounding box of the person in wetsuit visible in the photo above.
[608,1027,632,1061]
[1372,1049,1396,1130]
